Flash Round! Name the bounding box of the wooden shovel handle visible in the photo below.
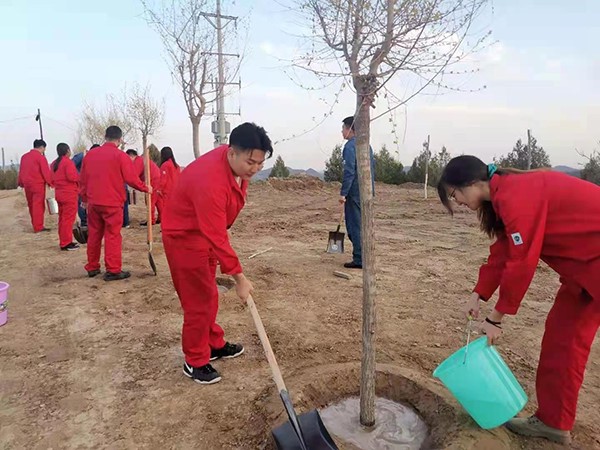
[246,295,287,393]
[144,146,152,244]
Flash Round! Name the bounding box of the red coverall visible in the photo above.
[159,159,181,205]
[17,149,53,232]
[161,145,246,367]
[80,143,148,274]
[51,158,79,248]
[133,157,162,224]
[474,171,600,431]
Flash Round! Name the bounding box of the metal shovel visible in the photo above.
[144,146,157,276]
[246,295,338,450]
[326,208,345,254]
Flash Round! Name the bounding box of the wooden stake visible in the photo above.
[333,271,352,280]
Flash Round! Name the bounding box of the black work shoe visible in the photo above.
[210,342,245,361]
[343,261,363,269]
[139,221,148,227]
[103,271,131,281]
[183,362,222,384]
[87,269,101,278]
[61,242,80,251]
[36,227,51,233]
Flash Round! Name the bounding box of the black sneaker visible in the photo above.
[343,261,362,269]
[210,342,244,361]
[61,242,80,251]
[103,271,131,281]
[183,362,222,384]
[87,269,101,278]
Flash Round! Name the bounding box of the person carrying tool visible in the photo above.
[17,139,53,232]
[51,143,80,251]
[339,116,375,269]
[159,146,181,208]
[126,149,162,225]
[79,126,151,281]
[161,122,273,385]
[437,155,600,445]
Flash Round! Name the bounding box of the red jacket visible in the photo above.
[160,159,181,198]
[162,145,247,275]
[80,142,148,207]
[51,157,79,197]
[474,171,600,315]
[18,149,53,189]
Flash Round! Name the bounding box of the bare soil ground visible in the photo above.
[0,180,599,450]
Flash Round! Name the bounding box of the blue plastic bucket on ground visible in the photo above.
[433,336,527,429]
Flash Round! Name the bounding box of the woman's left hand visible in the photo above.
[481,320,503,345]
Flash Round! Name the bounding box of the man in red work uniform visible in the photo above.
[437,155,600,445]
[18,139,53,232]
[161,122,273,385]
[80,126,151,281]
[125,149,162,225]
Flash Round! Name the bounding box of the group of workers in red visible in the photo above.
[17,127,181,280]
[16,119,599,446]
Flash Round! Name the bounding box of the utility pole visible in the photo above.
[527,129,532,170]
[35,108,44,140]
[199,0,240,147]
[423,135,430,199]
[1,147,5,171]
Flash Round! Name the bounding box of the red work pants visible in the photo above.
[24,185,46,232]
[163,232,226,367]
[85,204,123,274]
[535,281,600,430]
[56,192,77,248]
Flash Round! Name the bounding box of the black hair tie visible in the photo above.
[485,317,502,328]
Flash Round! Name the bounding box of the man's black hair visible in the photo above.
[90,144,100,150]
[125,149,138,156]
[342,116,355,131]
[33,139,47,149]
[105,126,123,141]
[229,122,273,158]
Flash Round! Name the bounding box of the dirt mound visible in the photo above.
[400,182,427,190]
[266,176,327,191]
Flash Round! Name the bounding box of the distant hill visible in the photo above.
[553,165,580,177]
[254,167,324,181]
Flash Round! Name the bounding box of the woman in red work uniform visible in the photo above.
[437,155,600,445]
[159,146,180,208]
[51,143,80,251]
[161,122,273,385]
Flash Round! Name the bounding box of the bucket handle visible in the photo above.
[463,315,473,364]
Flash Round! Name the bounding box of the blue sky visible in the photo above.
[0,0,598,170]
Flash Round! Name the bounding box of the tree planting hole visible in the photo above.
[319,396,428,450]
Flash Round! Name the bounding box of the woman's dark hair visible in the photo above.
[160,146,178,168]
[437,155,533,238]
[53,143,70,172]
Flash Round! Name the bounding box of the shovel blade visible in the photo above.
[326,232,345,254]
[272,409,338,450]
[148,252,157,276]
[73,224,88,244]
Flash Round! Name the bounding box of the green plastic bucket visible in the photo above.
[433,336,527,429]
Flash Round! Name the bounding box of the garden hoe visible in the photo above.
[144,146,157,275]
[326,207,345,254]
[246,295,338,450]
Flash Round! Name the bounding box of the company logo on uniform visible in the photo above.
[511,232,524,246]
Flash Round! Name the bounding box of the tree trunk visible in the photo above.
[355,81,377,428]
[142,135,148,158]
[191,117,201,159]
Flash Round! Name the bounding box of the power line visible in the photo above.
[0,116,31,124]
